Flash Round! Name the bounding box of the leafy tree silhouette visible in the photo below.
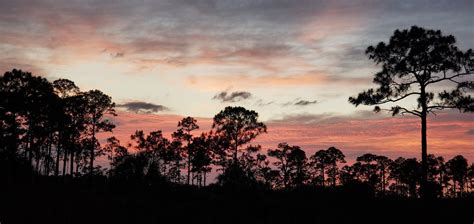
[52,79,79,176]
[309,147,345,187]
[167,139,183,183]
[374,155,392,195]
[0,69,59,179]
[172,116,199,185]
[426,154,445,197]
[212,106,266,169]
[253,153,279,189]
[268,142,308,188]
[390,157,421,197]
[467,163,474,193]
[82,90,116,176]
[349,26,473,197]
[189,133,213,187]
[354,153,379,189]
[446,155,469,196]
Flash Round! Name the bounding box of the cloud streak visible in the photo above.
[117,101,169,114]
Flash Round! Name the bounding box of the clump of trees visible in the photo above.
[0,69,115,179]
[1,26,473,199]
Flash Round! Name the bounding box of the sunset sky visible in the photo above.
[1,0,473,162]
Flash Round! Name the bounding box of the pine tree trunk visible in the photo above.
[90,121,96,177]
[420,88,428,198]
[187,149,191,185]
[45,134,52,175]
[70,146,74,177]
[55,142,61,177]
[62,146,67,176]
[321,165,325,187]
[175,159,180,183]
[332,166,336,187]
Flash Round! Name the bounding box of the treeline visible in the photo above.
[1,69,473,199]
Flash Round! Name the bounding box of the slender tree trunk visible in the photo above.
[187,146,191,185]
[35,151,40,173]
[175,159,180,183]
[45,133,52,175]
[90,121,96,177]
[332,166,336,187]
[321,165,325,187]
[381,167,386,195]
[204,172,207,187]
[232,134,238,164]
[55,140,61,177]
[27,120,33,165]
[62,146,67,176]
[70,145,74,177]
[420,87,428,198]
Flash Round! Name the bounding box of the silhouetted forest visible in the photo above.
[1,26,473,224]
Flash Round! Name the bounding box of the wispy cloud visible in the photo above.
[283,98,318,107]
[294,100,317,106]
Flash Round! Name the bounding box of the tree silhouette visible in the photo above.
[467,163,474,193]
[172,116,199,185]
[268,143,308,188]
[286,146,308,187]
[52,79,82,176]
[189,133,213,187]
[167,139,183,183]
[390,157,421,197]
[446,155,468,196]
[82,90,116,176]
[349,26,473,197]
[212,106,266,167]
[0,69,60,177]
[309,147,345,187]
[375,155,392,195]
[354,153,379,189]
[254,153,279,189]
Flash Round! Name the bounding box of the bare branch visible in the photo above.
[397,106,422,117]
[377,92,421,104]
[426,72,473,85]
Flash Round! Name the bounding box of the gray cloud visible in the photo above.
[466,129,474,135]
[213,90,252,102]
[294,100,318,106]
[117,101,169,114]
[283,98,318,106]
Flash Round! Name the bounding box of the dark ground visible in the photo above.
[1,179,473,224]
